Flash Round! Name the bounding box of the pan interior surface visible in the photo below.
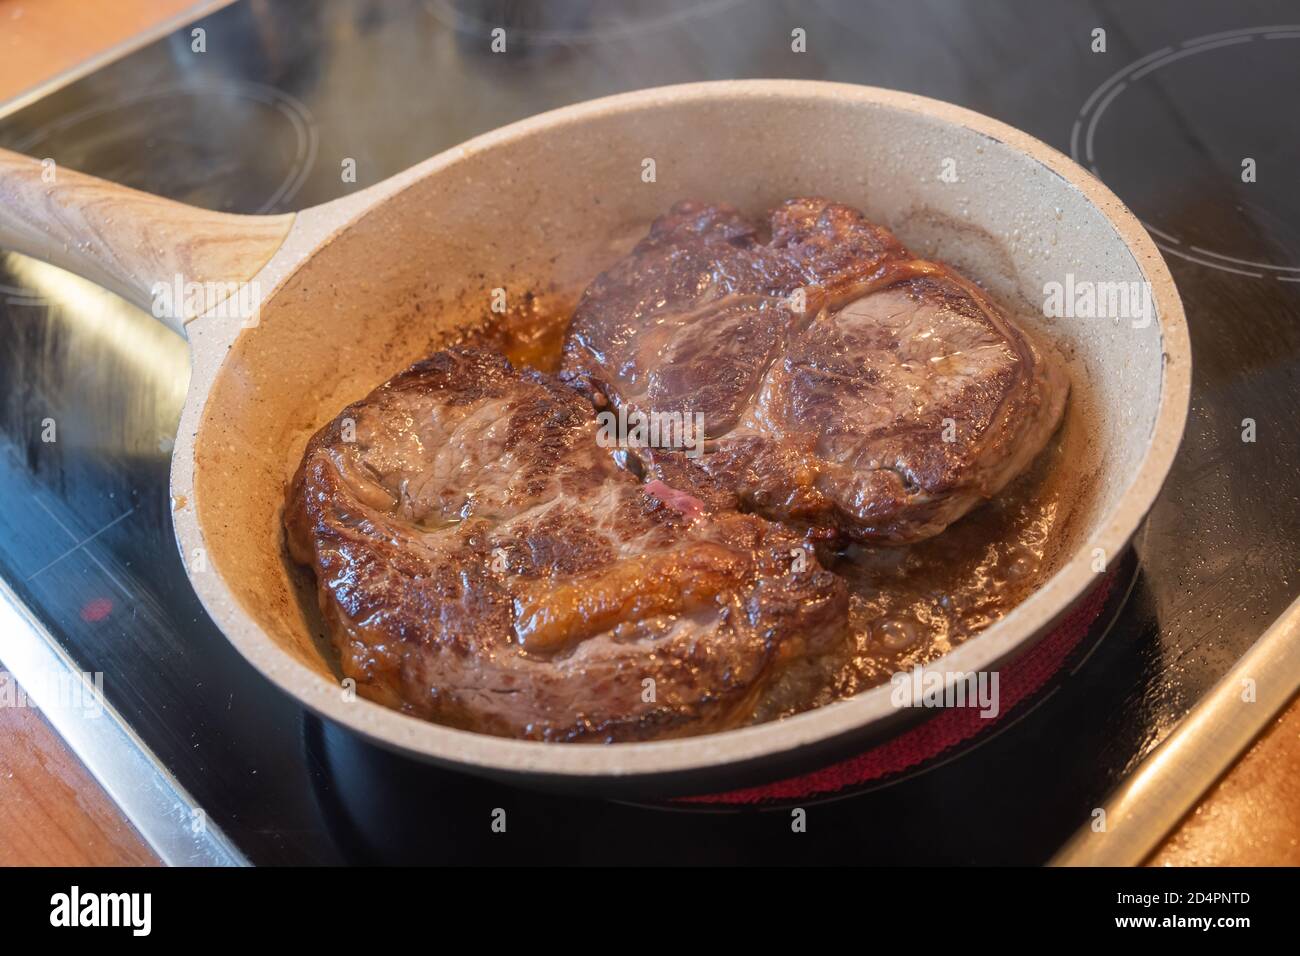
[184,83,1179,779]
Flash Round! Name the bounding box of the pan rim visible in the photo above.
[173,79,1191,779]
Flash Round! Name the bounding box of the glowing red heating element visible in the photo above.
[681,573,1117,804]
[79,597,113,622]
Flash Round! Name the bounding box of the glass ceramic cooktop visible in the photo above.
[0,0,1296,864]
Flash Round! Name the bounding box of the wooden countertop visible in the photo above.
[1150,698,1300,866]
[0,0,227,106]
[0,674,157,866]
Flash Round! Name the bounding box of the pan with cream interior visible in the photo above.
[0,81,1189,794]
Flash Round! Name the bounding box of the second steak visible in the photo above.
[561,198,1069,544]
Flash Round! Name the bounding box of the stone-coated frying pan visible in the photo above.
[0,81,1189,795]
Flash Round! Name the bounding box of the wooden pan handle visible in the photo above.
[0,147,294,337]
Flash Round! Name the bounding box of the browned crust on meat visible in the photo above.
[285,347,847,742]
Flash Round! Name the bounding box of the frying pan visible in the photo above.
[0,81,1189,795]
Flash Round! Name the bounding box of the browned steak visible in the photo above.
[285,348,847,742]
[561,198,1069,544]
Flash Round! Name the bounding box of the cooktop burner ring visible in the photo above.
[1,80,317,306]
[1071,25,1300,280]
[9,79,318,212]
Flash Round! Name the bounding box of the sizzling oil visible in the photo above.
[752,446,1068,722]
[456,296,1071,721]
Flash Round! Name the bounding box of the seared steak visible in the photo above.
[562,198,1069,544]
[285,348,847,741]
